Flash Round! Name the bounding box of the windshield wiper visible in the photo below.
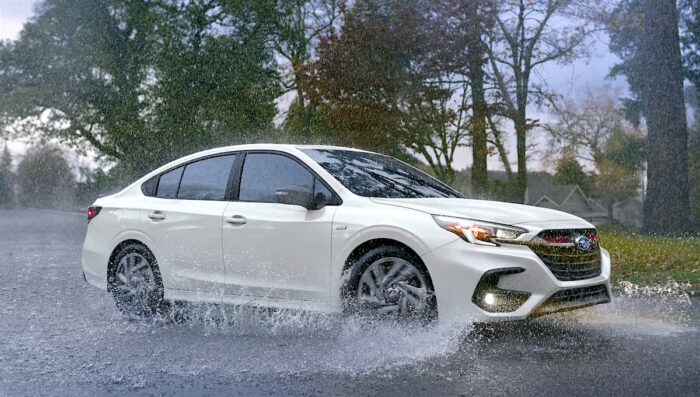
[394,170,462,198]
[365,170,423,198]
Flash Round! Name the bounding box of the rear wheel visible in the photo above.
[345,246,436,322]
[109,243,166,319]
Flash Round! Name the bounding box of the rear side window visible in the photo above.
[141,176,158,196]
[177,155,236,200]
[239,153,314,203]
[156,166,183,199]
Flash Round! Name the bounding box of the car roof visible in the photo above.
[136,144,374,181]
[196,143,372,153]
[162,143,372,158]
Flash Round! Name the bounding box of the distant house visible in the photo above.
[465,168,637,226]
[612,197,644,227]
[524,175,609,225]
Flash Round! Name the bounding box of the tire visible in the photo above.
[343,245,437,322]
[108,243,167,319]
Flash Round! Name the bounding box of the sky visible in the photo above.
[0,0,37,41]
[0,0,628,174]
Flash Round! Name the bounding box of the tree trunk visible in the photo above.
[295,69,311,140]
[642,0,691,233]
[486,114,514,186]
[514,121,528,203]
[469,48,488,198]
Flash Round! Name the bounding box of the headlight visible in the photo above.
[432,215,526,246]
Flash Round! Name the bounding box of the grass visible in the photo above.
[598,226,700,287]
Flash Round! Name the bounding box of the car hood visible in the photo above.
[370,197,590,226]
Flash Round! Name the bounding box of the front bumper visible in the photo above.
[421,238,611,323]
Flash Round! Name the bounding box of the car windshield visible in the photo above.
[301,149,463,199]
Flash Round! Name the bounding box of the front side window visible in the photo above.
[178,155,236,200]
[239,153,314,203]
[301,149,462,199]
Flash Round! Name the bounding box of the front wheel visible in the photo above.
[108,243,166,319]
[345,246,437,322]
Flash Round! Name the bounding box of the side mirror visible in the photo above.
[275,185,314,209]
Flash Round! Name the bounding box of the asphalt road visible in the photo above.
[1,208,698,396]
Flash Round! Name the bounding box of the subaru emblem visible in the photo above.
[575,235,591,251]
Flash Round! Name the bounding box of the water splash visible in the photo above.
[134,302,472,376]
[541,281,696,337]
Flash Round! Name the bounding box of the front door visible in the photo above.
[222,152,336,302]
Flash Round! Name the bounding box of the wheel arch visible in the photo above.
[342,238,424,274]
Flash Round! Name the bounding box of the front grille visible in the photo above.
[527,229,602,281]
[532,284,610,317]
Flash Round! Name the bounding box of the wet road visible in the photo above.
[1,209,698,396]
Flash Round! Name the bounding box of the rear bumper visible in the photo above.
[422,239,611,324]
[81,227,109,290]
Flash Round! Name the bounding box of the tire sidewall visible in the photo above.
[109,243,166,318]
[342,245,436,319]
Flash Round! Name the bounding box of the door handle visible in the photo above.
[148,211,166,221]
[225,215,247,226]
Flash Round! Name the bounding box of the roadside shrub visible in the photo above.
[15,145,75,209]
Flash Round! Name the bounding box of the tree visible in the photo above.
[606,0,700,120]
[486,0,595,202]
[0,0,281,178]
[553,156,593,195]
[543,86,639,165]
[545,87,646,221]
[429,0,496,195]
[642,0,691,232]
[681,2,700,225]
[689,120,700,223]
[147,0,281,172]
[302,0,498,185]
[0,0,153,163]
[302,1,449,160]
[15,145,75,208]
[0,143,14,207]
[594,129,645,223]
[403,0,493,186]
[274,0,340,138]
[466,2,492,198]
[604,0,647,123]
[413,0,496,193]
[681,0,700,101]
[685,85,700,225]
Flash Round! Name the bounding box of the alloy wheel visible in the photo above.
[113,252,159,317]
[356,257,432,319]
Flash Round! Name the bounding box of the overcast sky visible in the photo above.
[0,0,38,41]
[0,0,627,173]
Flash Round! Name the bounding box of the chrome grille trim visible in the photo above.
[526,229,602,281]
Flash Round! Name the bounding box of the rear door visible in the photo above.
[221,152,337,302]
[140,154,237,297]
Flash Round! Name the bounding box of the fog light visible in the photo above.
[472,268,531,313]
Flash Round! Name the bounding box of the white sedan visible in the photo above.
[82,144,611,323]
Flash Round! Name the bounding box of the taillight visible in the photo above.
[87,206,102,222]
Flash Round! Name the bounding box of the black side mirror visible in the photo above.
[311,192,330,210]
[275,185,314,209]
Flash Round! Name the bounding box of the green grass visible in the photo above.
[598,226,700,287]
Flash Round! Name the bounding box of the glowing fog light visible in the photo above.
[472,268,531,313]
